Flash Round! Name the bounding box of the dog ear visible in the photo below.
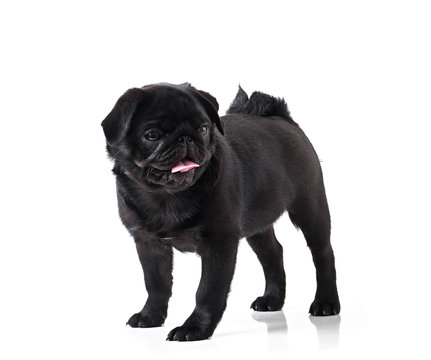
[101,88,146,146]
[191,87,224,135]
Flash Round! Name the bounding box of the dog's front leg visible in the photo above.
[127,237,173,328]
[167,241,238,341]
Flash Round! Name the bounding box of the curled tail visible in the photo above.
[226,86,297,125]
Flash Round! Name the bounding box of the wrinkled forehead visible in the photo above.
[132,85,208,131]
[146,85,203,115]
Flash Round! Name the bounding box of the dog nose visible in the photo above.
[178,135,193,143]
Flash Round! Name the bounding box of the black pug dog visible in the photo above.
[101,83,340,341]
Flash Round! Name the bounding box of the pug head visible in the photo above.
[102,83,224,192]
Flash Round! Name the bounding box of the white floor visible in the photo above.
[2,228,429,360]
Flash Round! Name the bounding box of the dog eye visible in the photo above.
[199,125,208,135]
[144,130,162,141]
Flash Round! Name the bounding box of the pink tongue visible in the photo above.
[171,160,199,173]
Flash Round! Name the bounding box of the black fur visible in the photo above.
[227,85,296,125]
[102,83,340,341]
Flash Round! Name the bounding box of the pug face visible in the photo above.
[102,83,224,192]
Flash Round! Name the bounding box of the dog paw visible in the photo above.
[127,312,165,328]
[251,295,284,311]
[309,299,340,316]
[166,325,212,341]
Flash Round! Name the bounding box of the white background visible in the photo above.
[1,0,430,359]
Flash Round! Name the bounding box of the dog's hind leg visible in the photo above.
[288,192,340,316]
[247,226,286,311]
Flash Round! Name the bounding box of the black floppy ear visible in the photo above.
[191,87,224,135]
[101,88,146,146]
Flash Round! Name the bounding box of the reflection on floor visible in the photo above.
[250,310,341,351]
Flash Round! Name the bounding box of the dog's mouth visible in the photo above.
[144,158,201,189]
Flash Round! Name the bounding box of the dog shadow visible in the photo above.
[251,310,288,334]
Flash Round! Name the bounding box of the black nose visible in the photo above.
[178,135,193,143]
